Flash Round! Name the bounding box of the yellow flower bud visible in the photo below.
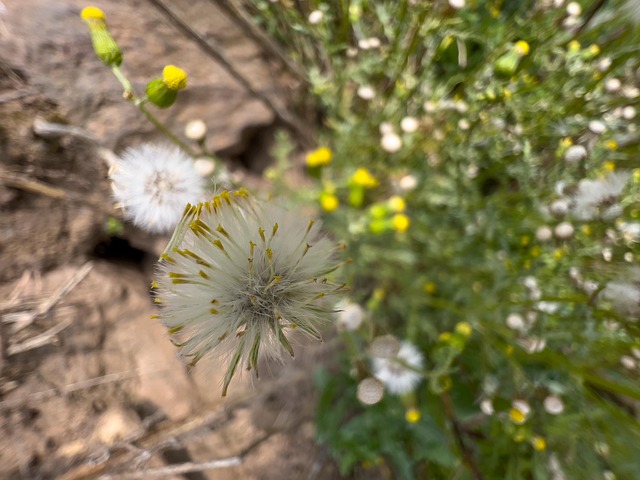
[80,6,122,67]
[351,168,378,188]
[455,322,472,338]
[509,407,527,424]
[146,66,187,108]
[388,195,406,212]
[532,436,547,451]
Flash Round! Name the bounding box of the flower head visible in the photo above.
[110,144,205,234]
[306,147,333,168]
[372,341,424,394]
[162,65,188,91]
[571,171,631,221]
[154,191,344,395]
[80,6,122,66]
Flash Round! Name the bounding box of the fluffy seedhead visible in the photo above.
[154,190,346,395]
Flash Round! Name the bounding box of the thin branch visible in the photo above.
[440,392,484,480]
[146,0,314,147]
[97,457,242,479]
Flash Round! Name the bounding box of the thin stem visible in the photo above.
[138,103,198,157]
[111,65,135,96]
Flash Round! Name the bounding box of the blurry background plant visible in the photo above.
[237,0,640,478]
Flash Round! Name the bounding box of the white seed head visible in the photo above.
[572,171,631,221]
[543,395,565,414]
[605,78,622,92]
[554,222,575,239]
[400,116,419,133]
[399,174,418,191]
[336,301,364,331]
[111,144,206,234]
[480,398,494,415]
[623,106,637,120]
[566,1,581,16]
[550,199,570,217]
[588,120,606,134]
[564,145,587,163]
[184,120,207,141]
[154,190,344,395]
[357,378,385,405]
[506,313,526,331]
[448,0,465,9]
[536,226,553,242]
[370,334,401,359]
[193,158,216,178]
[357,85,376,100]
[512,399,531,416]
[381,132,403,153]
[308,9,323,24]
[372,341,424,394]
[621,355,637,370]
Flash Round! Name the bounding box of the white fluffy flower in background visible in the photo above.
[154,190,345,395]
[111,144,206,234]
[571,171,631,221]
[372,341,424,394]
[600,268,640,320]
[335,301,364,331]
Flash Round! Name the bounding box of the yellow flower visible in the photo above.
[352,168,378,188]
[603,161,616,171]
[604,140,618,151]
[439,332,452,343]
[388,195,406,212]
[81,6,106,20]
[423,281,437,294]
[320,193,339,212]
[588,44,601,57]
[392,214,410,232]
[306,147,333,167]
[532,436,547,451]
[515,40,530,56]
[163,65,188,91]
[560,137,573,148]
[405,408,421,423]
[568,40,581,53]
[509,407,527,424]
[455,322,472,338]
[530,246,541,258]
[633,169,640,184]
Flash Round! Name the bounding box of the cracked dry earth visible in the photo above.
[0,0,350,478]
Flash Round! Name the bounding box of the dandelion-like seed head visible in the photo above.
[372,341,424,394]
[571,171,631,221]
[111,144,206,234]
[154,190,346,395]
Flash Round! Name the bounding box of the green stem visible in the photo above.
[138,103,198,157]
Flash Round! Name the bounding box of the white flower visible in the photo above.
[308,9,323,24]
[357,85,375,100]
[336,301,364,331]
[571,171,631,221]
[373,341,424,394]
[564,145,587,163]
[381,132,403,153]
[110,144,206,234]
[400,116,419,133]
[154,190,344,395]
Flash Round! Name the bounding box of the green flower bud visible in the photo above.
[145,65,188,108]
[81,7,122,67]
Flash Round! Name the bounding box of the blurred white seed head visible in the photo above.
[588,120,606,134]
[370,335,401,359]
[357,85,376,100]
[506,313,526,331]
[449,0,465,9]
[336,301,364,331]
[381,132,403,153]
[480,398,494,415]
[184,119,207,141]
[308,9,323,24]
[400,116,419,133]
[550,199,570,217]
[554,222,575,239]
[536,226,553,242]
[543,395,565,414]
[512,399,531,417]
[621,355,637,370]
[564,145,587,163]
[154,190,344,395]
[193,158,215,178]
[572,171,631,221]
[372,341,424,394]
[357,378,385,405]
[623,106,637,120]
[605,78,622,92]
[111,144,206,234]
[566,1,581,16]
[399,174,418,191]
